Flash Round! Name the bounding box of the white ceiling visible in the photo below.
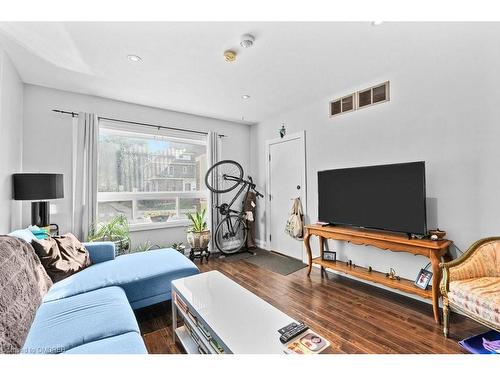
[0,22,497,124]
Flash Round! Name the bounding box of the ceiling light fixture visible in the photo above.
[241,94,250,99]
[224,50,237,62]
[240,34,255,48]
[372,21,383,26]
[127,54,142,62]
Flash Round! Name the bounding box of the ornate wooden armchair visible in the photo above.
[440,237,500,337]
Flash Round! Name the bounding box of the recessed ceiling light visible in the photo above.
[241,95,251,99]
[240,34,255,48]
[127,54,142,62]
[372,21,383,26]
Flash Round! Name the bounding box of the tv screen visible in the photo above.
[318,162,427,235]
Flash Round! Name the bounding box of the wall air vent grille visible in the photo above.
[329,81,390,117]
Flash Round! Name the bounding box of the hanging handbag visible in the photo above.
[285,198,304,239]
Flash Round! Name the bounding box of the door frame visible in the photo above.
[265,130,307,259]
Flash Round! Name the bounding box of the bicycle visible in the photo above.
[205,160,263,254]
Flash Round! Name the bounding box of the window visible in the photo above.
[97,121,208,229]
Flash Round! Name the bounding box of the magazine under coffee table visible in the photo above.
[171,270,329,354]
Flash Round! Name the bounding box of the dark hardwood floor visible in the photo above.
[134,253,484,354]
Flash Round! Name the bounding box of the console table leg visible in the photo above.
[429,252,442,324]
[319,236,325,276]
[304,230,312,276]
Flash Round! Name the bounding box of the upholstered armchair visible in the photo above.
[440,237,500,337]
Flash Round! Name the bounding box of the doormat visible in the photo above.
[244,251,306,276]
[218,248,261,262]
[459,330,500,354]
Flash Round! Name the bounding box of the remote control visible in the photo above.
[279,322,309,343]
[278,322,298,334]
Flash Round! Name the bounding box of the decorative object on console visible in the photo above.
[429,229,447,240]
[415,268,433,290]
[322,251,336,262]
[440,237,500,338]
[13,173,64,227]
[386,267,401,281]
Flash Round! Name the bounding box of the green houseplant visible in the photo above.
[88,214,131,255]
[186,209,210,250]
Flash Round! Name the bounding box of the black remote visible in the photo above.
[279,322,309,343]
[278,322,298,334]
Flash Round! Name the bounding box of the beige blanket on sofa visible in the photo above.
[0,236,52,354]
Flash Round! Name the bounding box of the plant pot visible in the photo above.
[150,214,170,223]
[187,230,211,250]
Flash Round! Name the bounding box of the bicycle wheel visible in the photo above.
[205,160,243,193]
[215,215,248,254]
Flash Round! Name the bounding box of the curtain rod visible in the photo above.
[52,109,226,137]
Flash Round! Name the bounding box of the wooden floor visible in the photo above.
[134,253,484,354]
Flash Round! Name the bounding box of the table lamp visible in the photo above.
[13,173,64,227]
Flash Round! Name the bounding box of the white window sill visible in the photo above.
[129,220,191,232]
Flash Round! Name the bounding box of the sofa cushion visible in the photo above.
[7,228,37,243]
[449,277,500,325]
[22,286,140,354]
[63,332,147,354]
[44,248,199,309]
[0,236,52,354]
[32,235,91,283]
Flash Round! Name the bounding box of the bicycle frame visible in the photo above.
[220,175,254,215]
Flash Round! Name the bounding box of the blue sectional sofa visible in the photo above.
[21,242,199,354]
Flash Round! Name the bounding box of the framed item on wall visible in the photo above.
[415,269,433,290]
[322,251,336,262]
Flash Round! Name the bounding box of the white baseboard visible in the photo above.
[255,238,267,250]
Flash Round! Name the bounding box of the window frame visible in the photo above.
[97,120,208,231]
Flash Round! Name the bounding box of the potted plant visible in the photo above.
[186,209,210,249]
[145,211,171,223]
[88,214,131,255]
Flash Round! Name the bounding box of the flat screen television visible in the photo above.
[318,161,427,235]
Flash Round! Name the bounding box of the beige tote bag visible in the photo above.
[285,198,304,239]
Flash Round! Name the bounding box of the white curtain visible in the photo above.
[72,112,99,240]
[207,132,221,251]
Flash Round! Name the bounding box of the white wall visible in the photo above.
[250,30,500,294]
[22,84,251,248]
[0,48,23,233]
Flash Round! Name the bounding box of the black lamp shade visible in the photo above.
[13,173,64,200]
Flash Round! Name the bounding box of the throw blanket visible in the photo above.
[0,236,53,354]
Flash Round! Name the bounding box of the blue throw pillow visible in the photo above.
[8,228,38,243]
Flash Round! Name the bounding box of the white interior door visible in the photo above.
[268,133,306,260]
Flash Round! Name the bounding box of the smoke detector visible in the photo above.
[240,34,255,48]
[224,50,237,62]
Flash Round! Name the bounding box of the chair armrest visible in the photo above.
[83,241,116,264]
[440,236,500,295]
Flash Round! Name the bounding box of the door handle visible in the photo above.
[296,185,301,190]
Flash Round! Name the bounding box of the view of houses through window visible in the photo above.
[97,124,208,227]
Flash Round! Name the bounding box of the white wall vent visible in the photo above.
[329,81,390,117]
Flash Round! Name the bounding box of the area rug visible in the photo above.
[218,249,257,262]
[244,251,306,276]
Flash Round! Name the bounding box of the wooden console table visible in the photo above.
[304,224,452,324]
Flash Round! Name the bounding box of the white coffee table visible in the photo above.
[171,270,301,354]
